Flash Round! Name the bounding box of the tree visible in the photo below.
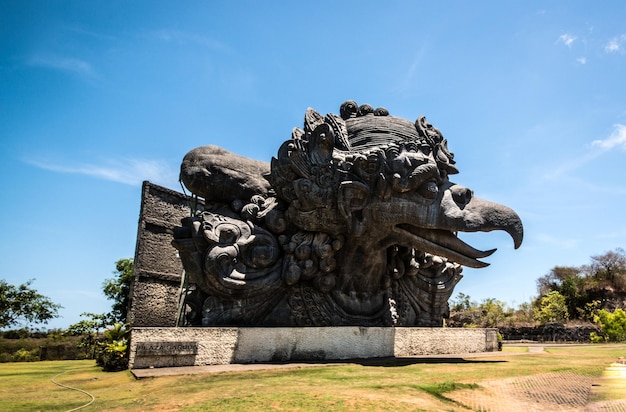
[0,279,62,328]
[509,301,534,324]
[67,258,133,371]
[102,258,133,324]
[448,295,514,327]
[478,298,509,328]
[577,300,601,322]
[585,248,626,290]
[535,249,626,320]
[536,266,580,297]
[534,291,569,324]
[449,292,472,312]
[66,312,108,358]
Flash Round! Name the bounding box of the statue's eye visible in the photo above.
[417,180,439,199]
[217,224,240,244]
[420,145,432,156]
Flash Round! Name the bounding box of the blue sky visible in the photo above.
[2,1,626,329]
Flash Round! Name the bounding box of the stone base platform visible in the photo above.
[129,327,498,369]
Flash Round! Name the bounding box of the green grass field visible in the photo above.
[1,344,624,411]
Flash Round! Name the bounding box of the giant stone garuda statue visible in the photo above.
[172,101,523,327]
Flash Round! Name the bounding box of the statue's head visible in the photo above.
[174,100,523,326]
[269,101,523,269]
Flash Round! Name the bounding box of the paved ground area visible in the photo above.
[450,369,626,411]
[448,347,626,412]
[132,345,626,411]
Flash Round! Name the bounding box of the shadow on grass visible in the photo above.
[263,356,507,367]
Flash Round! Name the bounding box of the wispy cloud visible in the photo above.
[542,124,626,180]
[605,34,626,53]
[26,55,96,79]
[147,29,229,52]
[558,33,576,47]
[576,57,586,65]
[543,124,626,180]
[25,157,179,187]
[64,25,117,41]
[535,233,579,250]
[395,44,429,94]
[541,151,601,180]
[595,228,626,241]
[592,124,626,150]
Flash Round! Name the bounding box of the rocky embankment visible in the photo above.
[499,323,600,343]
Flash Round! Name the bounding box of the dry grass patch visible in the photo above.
[1,344,625,411]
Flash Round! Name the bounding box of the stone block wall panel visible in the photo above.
[129,327,498,369]
[128,181,199,327]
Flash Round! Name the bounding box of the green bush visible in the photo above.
[95,323,130,372]
[590,331,603,343]
[12,348,39,362]
[534,291,569,324]
[96,339,129,372]
[591,308,626,342]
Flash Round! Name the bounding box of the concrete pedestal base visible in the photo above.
[129,327,498,369]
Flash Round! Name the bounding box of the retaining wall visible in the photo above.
[129,327,498,369]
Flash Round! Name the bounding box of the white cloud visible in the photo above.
[605,35,626,53]
[558,33,576,47]
[25,157,179,187]
[576,57,586,64]
[26,55,96,78]
[592,124,626,150]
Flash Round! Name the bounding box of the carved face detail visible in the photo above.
[387,144,441,199]
[269,102,523,270]
[195,212,282,296]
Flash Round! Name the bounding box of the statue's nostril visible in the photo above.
[451,185,473,205]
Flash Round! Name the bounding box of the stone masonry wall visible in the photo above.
[129,327,497,369]
[128,181,195,327]
[394,327,499,356]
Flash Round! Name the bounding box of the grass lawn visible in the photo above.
[501,345,529,353]
[1,344,624,411]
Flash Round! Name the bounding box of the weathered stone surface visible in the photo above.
[129,327,239,368]
[394,327,499,355]
[129,182,196,327]
[169,101,523,328]
[129,326,498,368]
[179,145,272,203]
